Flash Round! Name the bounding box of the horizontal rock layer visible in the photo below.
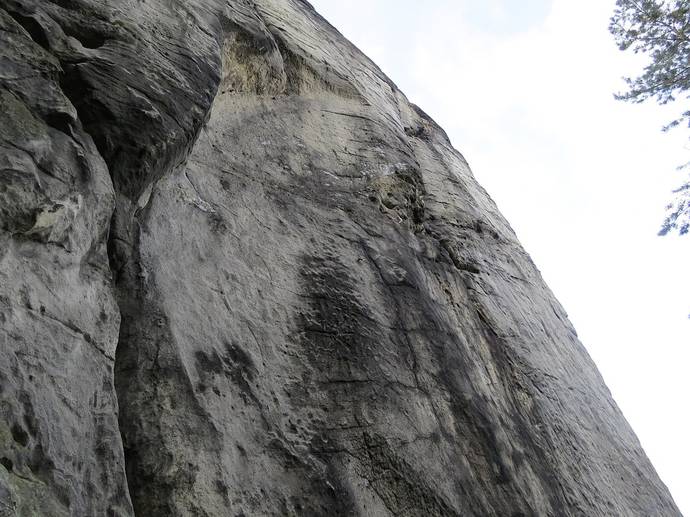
[0,0,681,516]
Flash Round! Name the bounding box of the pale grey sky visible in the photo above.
[310,0,690,513]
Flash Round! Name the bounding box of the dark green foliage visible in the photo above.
[610,0,690,235]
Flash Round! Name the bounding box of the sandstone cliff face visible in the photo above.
[0,1,681,516]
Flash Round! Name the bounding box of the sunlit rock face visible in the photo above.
[0,1,681,515]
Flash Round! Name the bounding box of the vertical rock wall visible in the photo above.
[0,0,682,516]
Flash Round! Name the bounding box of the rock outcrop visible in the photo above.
[0,0,681,515]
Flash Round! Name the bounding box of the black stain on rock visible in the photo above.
[194,341,258,405]
[293,250,460,515]
[296,253,380,383]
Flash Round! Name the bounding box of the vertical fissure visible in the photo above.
[3,7,225,514]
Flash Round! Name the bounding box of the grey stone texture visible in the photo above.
[0,0,682,515]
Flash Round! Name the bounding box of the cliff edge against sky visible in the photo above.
[0,0,681,515]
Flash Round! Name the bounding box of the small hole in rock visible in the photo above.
[10,14,49,49]
[0,457,13,472]
[45,112,74,138]
[11,424,29,447]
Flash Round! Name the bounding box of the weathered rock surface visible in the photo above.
[0,0,681,515]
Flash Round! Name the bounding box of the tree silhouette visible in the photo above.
[610,0,690,235]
